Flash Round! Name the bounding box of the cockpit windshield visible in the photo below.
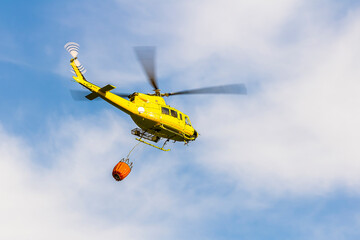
[185,116,191,126]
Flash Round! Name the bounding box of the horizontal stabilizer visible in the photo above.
[86,92,100,100]
[99,84,116,93]
[85,84,116,100]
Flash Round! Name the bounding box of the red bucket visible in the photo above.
[112,159,132,181]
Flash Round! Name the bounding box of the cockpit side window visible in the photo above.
[185,116,191,126]
[179,113,183,120]
[170,110,178,118]
[162,107,169,115]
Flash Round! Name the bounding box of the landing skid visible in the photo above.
[135,138,170,151]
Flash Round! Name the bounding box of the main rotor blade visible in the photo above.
[164,84,247,96]
[70,90,92,101]
[134,46,159,90]
[70,90,130,101]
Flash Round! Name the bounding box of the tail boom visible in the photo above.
[69,60,137,115]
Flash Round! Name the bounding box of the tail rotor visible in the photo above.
[64,42,80,58]
[64,42,87,74]
[73,59,86,74]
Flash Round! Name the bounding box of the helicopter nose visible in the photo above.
[193,130,198,139]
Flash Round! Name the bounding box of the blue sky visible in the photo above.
[1,0,360,239]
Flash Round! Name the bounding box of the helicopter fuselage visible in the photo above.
[70,59,198,143]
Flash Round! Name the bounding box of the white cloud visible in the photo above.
[190,5,360,195]
[0,114,137,239]
[0,111,254,239]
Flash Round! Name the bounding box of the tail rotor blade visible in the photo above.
[64,42,87,74]
[64,42,80,58]
[74,59,87,74]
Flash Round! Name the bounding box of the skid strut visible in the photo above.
[132,128,171,151]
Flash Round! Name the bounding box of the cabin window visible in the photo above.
[179,113,183,120]
[185,116,191,126]
[171,110,178,118]
[162,107,169,115]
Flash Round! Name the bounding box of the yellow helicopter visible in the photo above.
[65,42,247,152]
